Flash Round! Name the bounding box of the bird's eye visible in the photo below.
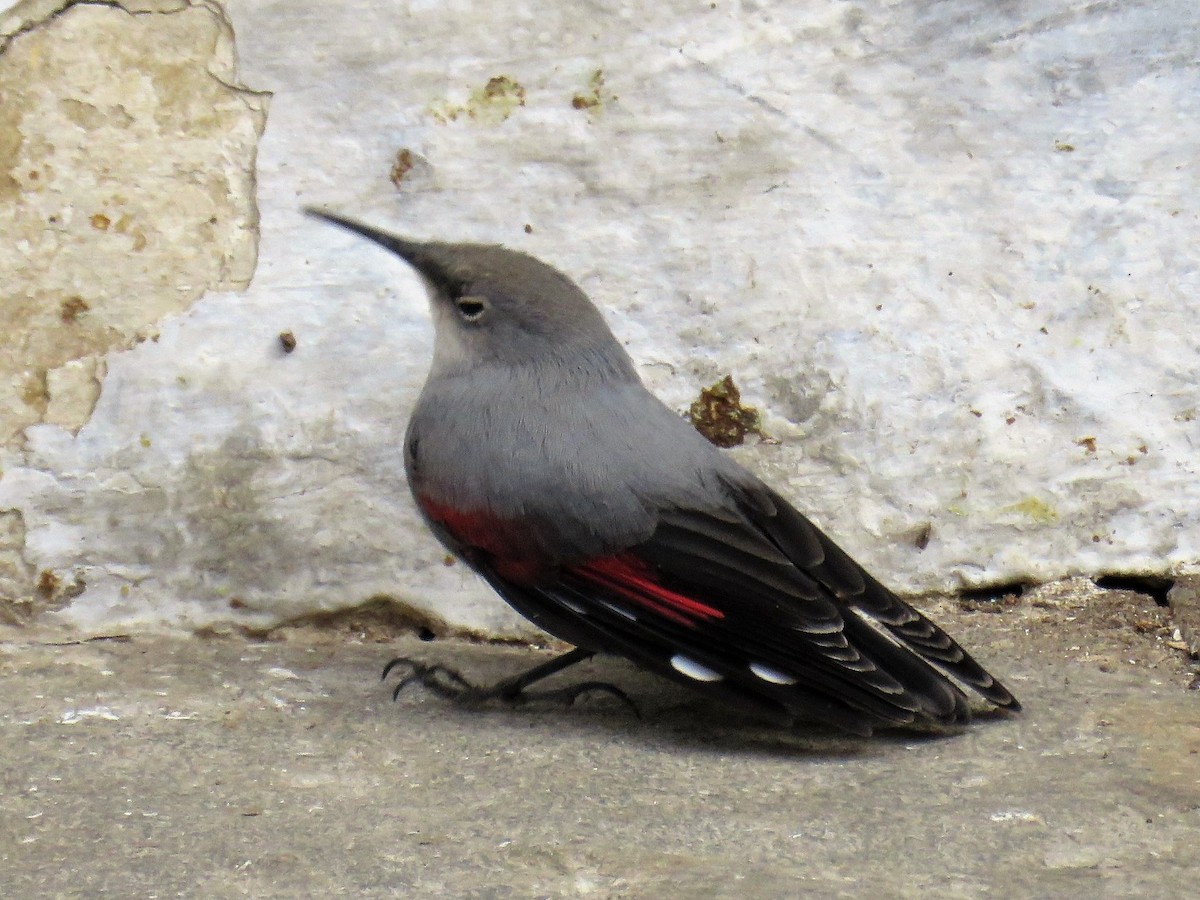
[455,295,488,323]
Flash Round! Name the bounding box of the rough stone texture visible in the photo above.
[0,0,266,619]
[0,592,1197,897]
[0,0,264,441]
[0,0,1197,635]
[1167,575,1200,658]
[0,511,34,623]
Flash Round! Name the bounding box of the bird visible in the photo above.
[307,208,1020,735]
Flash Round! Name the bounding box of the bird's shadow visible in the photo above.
[374,650,1016,761]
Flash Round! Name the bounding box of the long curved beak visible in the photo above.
[305,208,462,295]
[304,208,426,261]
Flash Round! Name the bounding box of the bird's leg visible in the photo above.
[381,647,640,716]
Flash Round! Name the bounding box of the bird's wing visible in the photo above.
[745,486,1020,708]
[418,487,1019,734]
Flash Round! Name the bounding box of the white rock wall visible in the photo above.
[1,0,1196,636]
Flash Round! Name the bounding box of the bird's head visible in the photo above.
[307,209,634,381]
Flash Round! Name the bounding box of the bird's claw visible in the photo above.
[382,657,478,702]
[381,656,640,716]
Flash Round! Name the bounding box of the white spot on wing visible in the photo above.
[560,597,588,616]
[750,662,797,685]
[670,654,722,682]
[598,600,637,621]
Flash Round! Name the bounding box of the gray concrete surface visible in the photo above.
[1,583,1197,898]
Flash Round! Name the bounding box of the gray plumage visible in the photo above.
[309,208,1020,735]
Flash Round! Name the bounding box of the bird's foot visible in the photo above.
[381,658,480,702]
[514,679,641,717]
[381,655,640,717]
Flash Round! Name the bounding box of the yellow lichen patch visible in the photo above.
[571,69,610,113]
[430,75,526,124]
[1001,497,1060,525]
[687,374,767,448]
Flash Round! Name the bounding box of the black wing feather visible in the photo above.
[465,486,1019,734]
[751,487,1019,709]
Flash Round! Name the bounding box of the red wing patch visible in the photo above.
[420,498,727,624]
[571,554,725,627]
[417,497,545,583]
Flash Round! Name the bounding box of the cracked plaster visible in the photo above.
[0,0,265,617]
[0,0,1197,636]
